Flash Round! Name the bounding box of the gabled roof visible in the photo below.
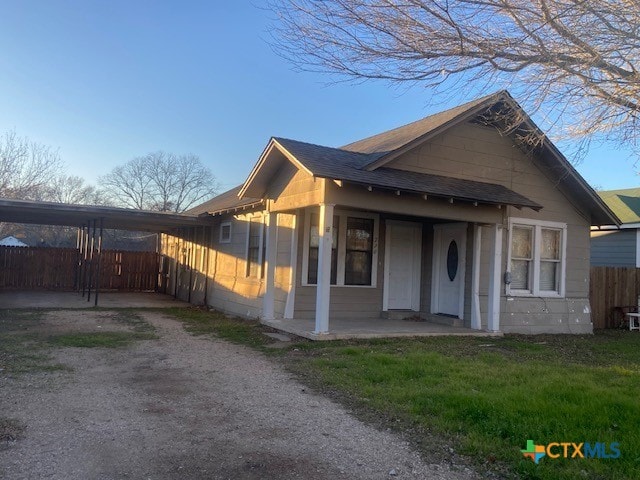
[597,188,640,224]
[342,92,500,166]
[186,185,263,217]
[235,90,619,225]
[274,137,541,210]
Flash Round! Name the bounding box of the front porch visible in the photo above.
[262,317,503,341]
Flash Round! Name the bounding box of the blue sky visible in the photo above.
[1,0,637,194]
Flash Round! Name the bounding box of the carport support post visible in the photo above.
[487,223,503,332]
[314,204,334,335]
[87,219,96,302]
[262,212,277,320]
[76,225,84,292]
[81,224,89,297]
[94,218,103,307]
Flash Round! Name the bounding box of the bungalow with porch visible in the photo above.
[161,91,618,338]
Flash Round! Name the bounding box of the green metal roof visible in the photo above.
[598,188,640,224]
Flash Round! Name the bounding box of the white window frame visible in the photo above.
[219,221,232,243]
[301,208,379,288]
[245,214,265,279]
[506,217,567,298]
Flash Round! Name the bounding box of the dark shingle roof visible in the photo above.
[186,185,263,216]
[342,92,500,155]
[274,137,542,210]
[598,188,640,224]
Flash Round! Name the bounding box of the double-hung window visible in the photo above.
[246,216,265,278]
[303,210,378,287]
[507,218,566,297]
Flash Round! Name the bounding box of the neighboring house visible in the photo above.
[162,91,618,335]
[0,235,28,247]
[591,188,640,267]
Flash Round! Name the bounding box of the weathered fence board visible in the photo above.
[589,266,640,329]
[0,246,158,291]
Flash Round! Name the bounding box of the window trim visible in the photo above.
[219,221,232,243]
[301,208,379,288]
[245,214,265,279]
[506,217,567,298]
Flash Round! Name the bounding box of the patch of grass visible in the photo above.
[110,310,156,333]
[166,307,271,348]
[280,332,640,480]
[0,310,64,374]
[48,331,155,348]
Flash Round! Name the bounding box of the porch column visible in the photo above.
[487,223,503,332]
[314,203,334,334]
[471,224,482,330]
[262,212,278,320]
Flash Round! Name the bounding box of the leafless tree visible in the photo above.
[0,130,64,200]
[270,0,640,147]
[100,152,218,212]
[43,175,102,205]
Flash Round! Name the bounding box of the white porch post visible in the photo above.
[487,223,503,332]
[314,203,334,334]
[471,224,482,330]
[262,212,278,320]
[284,211,299,319]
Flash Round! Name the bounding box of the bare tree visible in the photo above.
[44,175,102,205]
[100,152,218,212]
[0,130,64,200]
[270,0,640,146]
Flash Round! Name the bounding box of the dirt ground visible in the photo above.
[0,309,479,480]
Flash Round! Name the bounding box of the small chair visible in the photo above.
[625,295,640,332]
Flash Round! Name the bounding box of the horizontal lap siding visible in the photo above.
[389,122,593,333]
[293,208,385,320]
[590,230,636,267]
[162,213,295,319]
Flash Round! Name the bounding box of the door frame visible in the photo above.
[383,220,422,311]
[431,223,467,319]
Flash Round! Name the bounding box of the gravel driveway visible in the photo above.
[1,310,479,479]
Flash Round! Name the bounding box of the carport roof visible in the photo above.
[0,198,214,232]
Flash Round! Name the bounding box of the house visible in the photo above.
[591,188,640,267]
[161,91,618,337]
[0,235,28,247]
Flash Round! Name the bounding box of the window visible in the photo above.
[307,213,339,284]
[507,218,566,297]
[246,217,264,278]
[219,222,231,243]
[303,209,378,287]
[345,217,374,285]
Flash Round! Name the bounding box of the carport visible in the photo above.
[0,198,214,306]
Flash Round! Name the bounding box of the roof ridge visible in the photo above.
[341,90,508,152]
[273,136,371,157]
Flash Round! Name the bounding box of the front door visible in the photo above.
[384,221,422,311]
[432,223,467,318]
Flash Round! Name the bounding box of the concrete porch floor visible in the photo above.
[262,317,503,341]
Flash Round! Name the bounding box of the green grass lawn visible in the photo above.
[163,308,640,480]
[284,333,640,480]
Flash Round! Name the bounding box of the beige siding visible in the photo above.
[268,164,325,212]
[386,122,593,333]
[161,212,296,320]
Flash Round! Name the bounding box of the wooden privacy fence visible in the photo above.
[0,246,159,291]
[589,266,640,329]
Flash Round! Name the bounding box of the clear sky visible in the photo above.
[1,0,638,194]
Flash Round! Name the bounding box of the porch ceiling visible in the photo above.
[0,198,214,232]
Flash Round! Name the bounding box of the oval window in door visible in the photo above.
[447,240,458,281]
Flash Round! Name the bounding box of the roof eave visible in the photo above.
[329,177,543,212]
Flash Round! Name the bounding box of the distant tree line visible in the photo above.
[0,130,219,247]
